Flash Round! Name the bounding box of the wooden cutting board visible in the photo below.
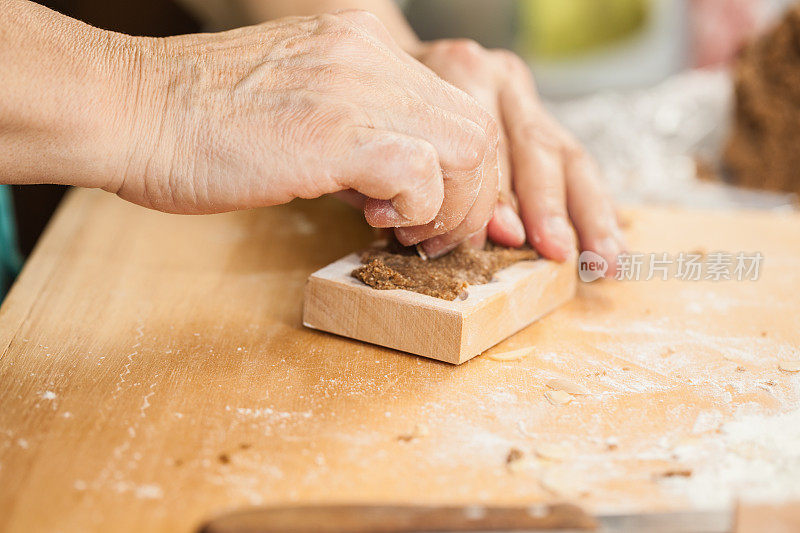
[1,188,799,533]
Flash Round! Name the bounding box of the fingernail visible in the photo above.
[366,208,409,228]
[544,216,576,257]
[421,238,459,259]
[364,199,413,228]
[496,204,526,245]
[394,226,420,246]
[458,120,488,169]
[594,236,622,277]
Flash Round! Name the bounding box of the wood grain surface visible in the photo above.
[1,188,799,533]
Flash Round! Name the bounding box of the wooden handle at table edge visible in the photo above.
[198,503,598,533]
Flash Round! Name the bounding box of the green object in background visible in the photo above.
[0,185,23,299]
[519,0,650,59]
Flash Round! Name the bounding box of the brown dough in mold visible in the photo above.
[351,241,538,301]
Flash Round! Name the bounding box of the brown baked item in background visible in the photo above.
[725,4,800,195]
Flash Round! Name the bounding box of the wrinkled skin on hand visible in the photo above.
[113,11,499,257]
[410,39,626,273]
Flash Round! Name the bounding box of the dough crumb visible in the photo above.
[397,423,429,442]
[656,468,693,479]
[506,447,536,473]
[506,447,524,467]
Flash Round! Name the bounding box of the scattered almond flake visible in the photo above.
[545,379,589,395]
[539,469,589,497]
[544,390,573,405]
[486,348,532,362]
[778,361,800,372]
[534,443,569,462]
[397,423,429,442]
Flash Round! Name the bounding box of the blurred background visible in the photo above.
[8,0,800,289]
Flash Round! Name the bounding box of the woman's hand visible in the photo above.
[115,11,500,255]
[410,39,625,272]
[3,0,621,268]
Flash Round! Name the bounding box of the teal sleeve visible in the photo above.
[0,185,23,299]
